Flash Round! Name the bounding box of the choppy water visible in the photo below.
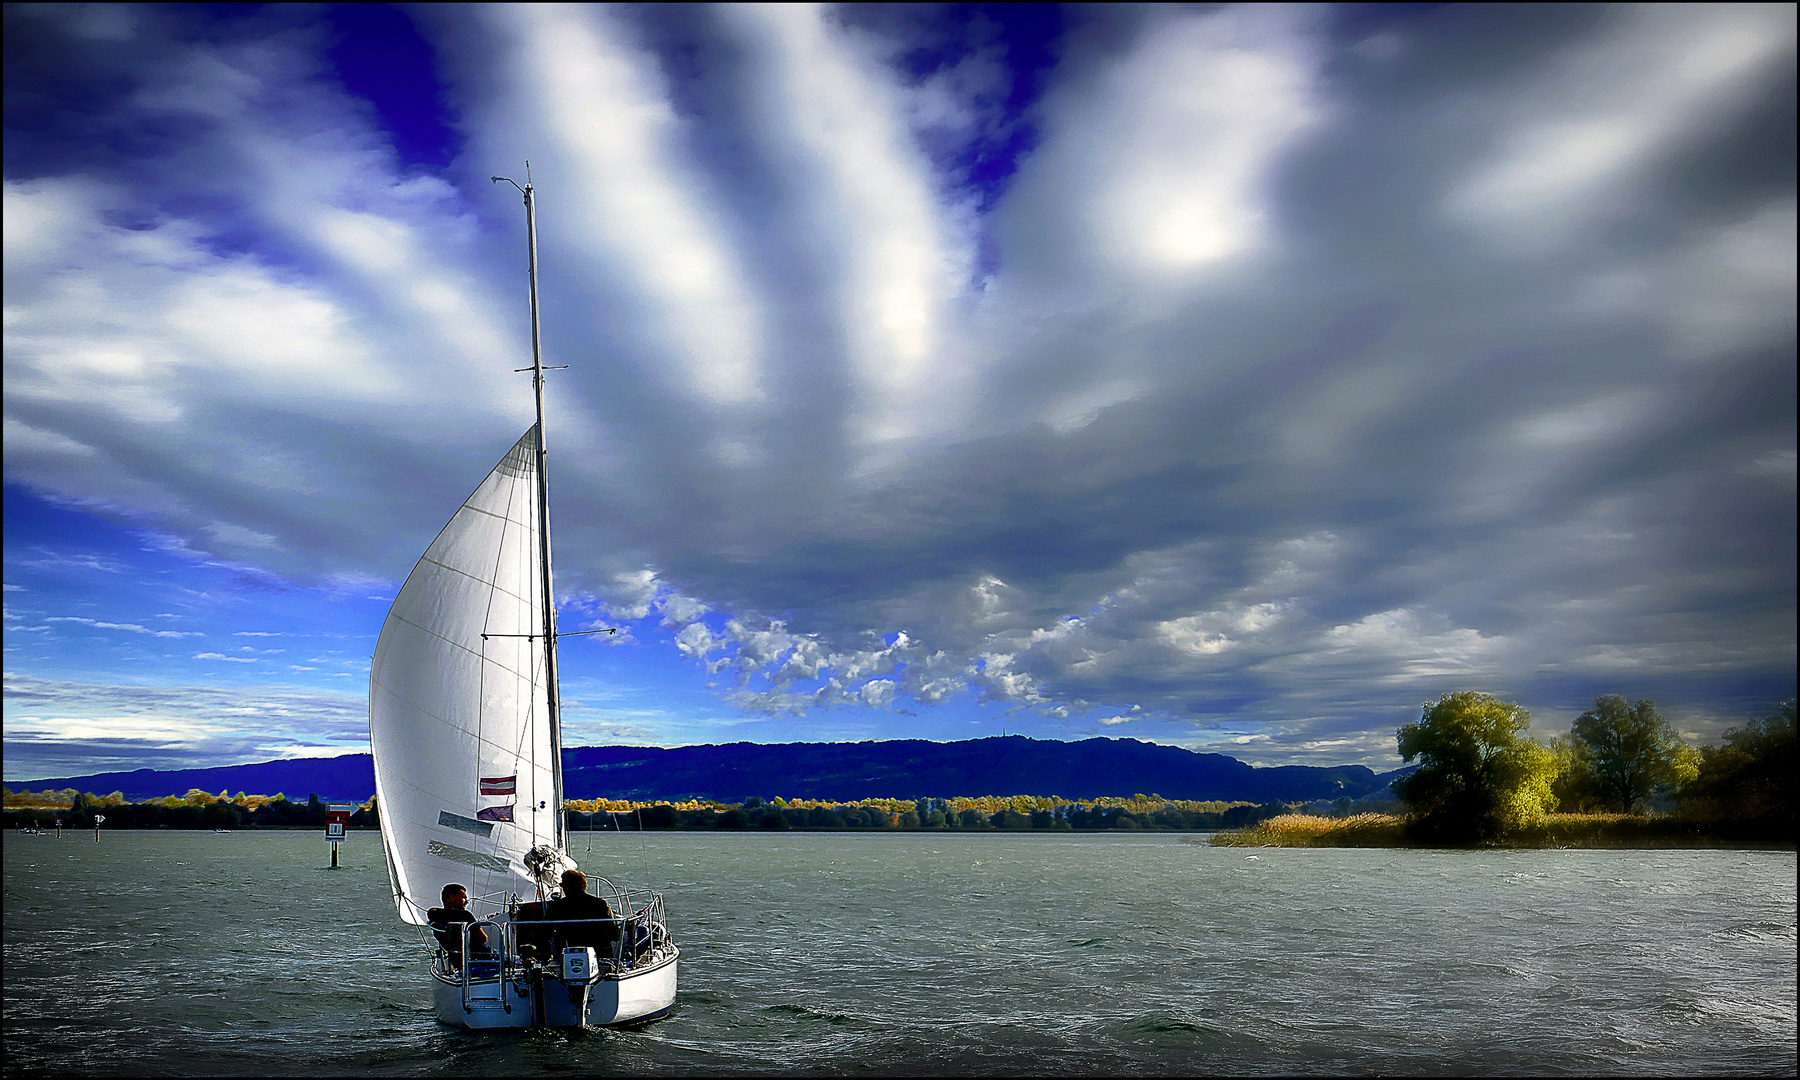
[4,830,1794,1075]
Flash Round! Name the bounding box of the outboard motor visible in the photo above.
[561,947,599,1020]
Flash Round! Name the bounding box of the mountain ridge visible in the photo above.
[12,736,1413,804]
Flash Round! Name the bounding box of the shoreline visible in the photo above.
[10,825,1793,850]
[1206,812,1795,850]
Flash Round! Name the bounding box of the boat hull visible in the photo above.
[547,949,678,1027]
[432,949,678,1029]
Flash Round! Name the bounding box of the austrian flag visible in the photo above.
[477,774,517,823]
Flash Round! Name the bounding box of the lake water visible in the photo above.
[3,830,1794,1075]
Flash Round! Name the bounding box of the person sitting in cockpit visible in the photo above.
[546,870,621,958]
[427,883,489,969]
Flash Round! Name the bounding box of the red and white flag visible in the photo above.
[480,775,516,796]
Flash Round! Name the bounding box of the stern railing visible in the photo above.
[432,895,671,992]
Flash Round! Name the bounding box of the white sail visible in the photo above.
[369,425,568,924]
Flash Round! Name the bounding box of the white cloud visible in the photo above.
[2,672,368,779]
[469,4,765,407]
[1086,8,1322,270]
[1315,609,1511,683]
[724,3,973,444]
[1001,5,1322,284]
[204,522,280,550]
[44,616,202,639]
[1742,449,1796,480]
[1158,602,1290,657]
[1445,4,1795,251]
[1511,391,1659,448]
[3,177,407,428]
[3,6,1791,768]
[673,622,719,660]
[1658,201,1797,360]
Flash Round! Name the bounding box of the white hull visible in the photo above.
[432,948,678,1029]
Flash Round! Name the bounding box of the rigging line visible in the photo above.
[475,464,525,887]
[526,463,543,855]
[474,552,490,899]
[482,627,618,640]
[498,461,542,855]
[491,465,544,888]
[524,439,559,858]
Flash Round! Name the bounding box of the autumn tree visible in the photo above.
[1395,691,1560,842]
[1568,696,1698,813]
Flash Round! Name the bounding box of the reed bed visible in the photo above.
[1209,813,1408,847]
[1490,812,1745,848]
[1210,811,1768,848]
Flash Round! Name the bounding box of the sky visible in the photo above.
[4,2,1795,783]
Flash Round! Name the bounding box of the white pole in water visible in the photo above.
[94,814,105,842]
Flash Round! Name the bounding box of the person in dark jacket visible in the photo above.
[427,883,489,969]
[545,870,621,956]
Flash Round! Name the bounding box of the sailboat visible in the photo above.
[367,174,678,1029]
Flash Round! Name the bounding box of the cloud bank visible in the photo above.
[5,4,1794,768]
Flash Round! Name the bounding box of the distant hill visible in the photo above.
[11,754,378,804]
[13,736,1414,805]
[561,737,1410,803]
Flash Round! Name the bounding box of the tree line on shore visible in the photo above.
[3,784,1287,833]
[565,795,1288,832]
[1390,693,1793,844]
[2,789,378,831]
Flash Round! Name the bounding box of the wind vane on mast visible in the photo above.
[490,176,567,371]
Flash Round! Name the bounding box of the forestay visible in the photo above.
[369,425,567,924]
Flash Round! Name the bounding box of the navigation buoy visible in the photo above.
[326,804,354,868]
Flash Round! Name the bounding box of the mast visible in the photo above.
[495,169,564,852]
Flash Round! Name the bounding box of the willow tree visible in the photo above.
[1395,691,1559,843]
[1569,696,1698,813]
